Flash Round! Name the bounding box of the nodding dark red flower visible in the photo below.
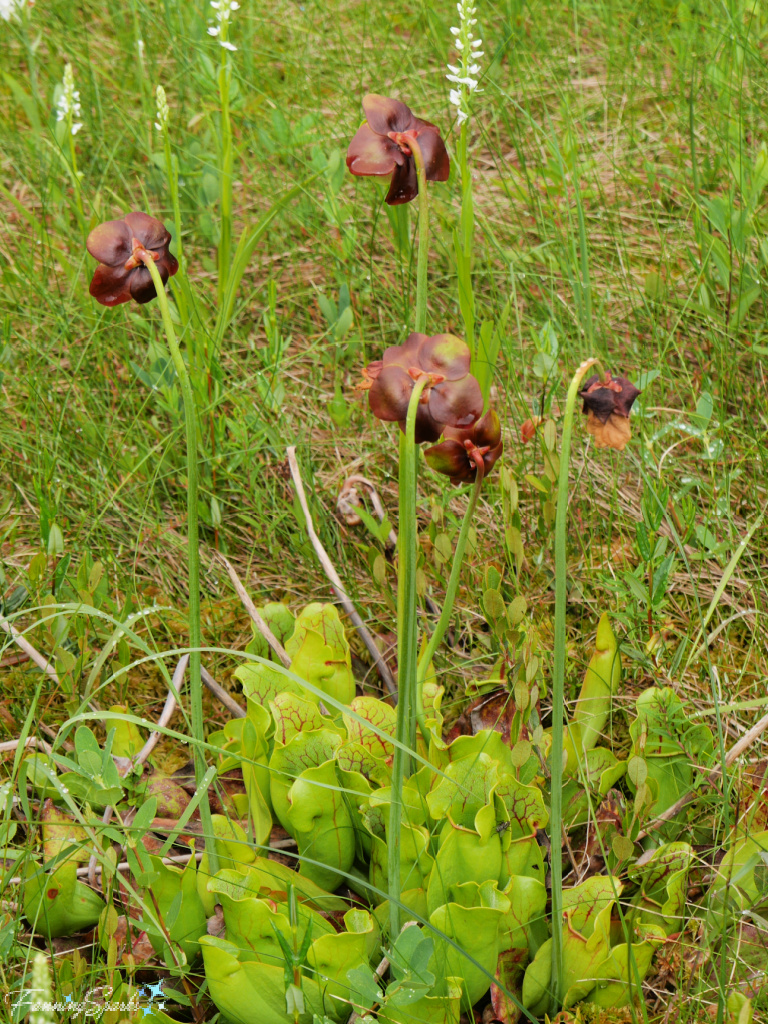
[579,373,641,451]
[86,212,178,306]
[361,333,482,444]
[425,409,503,484]
[346,94,450,206]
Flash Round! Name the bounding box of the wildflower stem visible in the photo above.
[550,355,600,1013]
[139,254,219,878]
[217,50,234,308]
[415,465,483,733]
[457,118,476,360]
[161,130,189,326]
[409,138,430,333]
[388,375,429,940]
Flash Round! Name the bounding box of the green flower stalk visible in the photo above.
[447,0,484,357]
[208,0,239,305]
[85,214,218,875]
[550,356,600,1012]
[154,85,189,324]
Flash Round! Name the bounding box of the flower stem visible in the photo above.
[457,118,476,359]
[550,355,599,1013]
[140,254,219,878]
[415,466,484,734]
[388,376,428,941]
[409,139,430,334]
[217,49,234,308]
[161,130,190,327]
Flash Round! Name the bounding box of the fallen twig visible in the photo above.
[287,446,397,698]
[0,613,59,684]
[202,665,246,718]
[215,553,291,668]
[0,735,52,756]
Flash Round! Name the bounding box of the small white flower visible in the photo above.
[220,40,237,50]
[0,0,26,21]
[449,89,462,108]
[450,25,460,35]
[155,84,170,132]
[456,109,468,125]
[208,25,219,34]
[471,38,483,48]
[55,63,83,136]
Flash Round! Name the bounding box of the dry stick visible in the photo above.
[0,735,52,755]
[88,656,186,889]
[0,613,59,684]
[201,665,245,718]
[215,553,291,667]
[637,709,768,840]
[286,446,397,698]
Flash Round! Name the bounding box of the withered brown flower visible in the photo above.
[346,94,450,206]
[425,409,503,484]
[580,373,641,451]
[86,212,178,306]
[363,333,482,444]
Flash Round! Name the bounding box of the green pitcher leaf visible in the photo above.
[286,603,355,706]
[200,935,326,1024]
[429,884,509,1008]
[307,910,375,1012]
[23,860,106,938]
[105,704,144,758]
[590,923,665,1008]
[628,842,694,934]
[246,602,296,662]
[271,691,328,744]
[285,760,356,891]
[570,612,621,752]
[41,800,90,864]
[143,852,207,963]
[270,729,342,833]
[342,697,396,761]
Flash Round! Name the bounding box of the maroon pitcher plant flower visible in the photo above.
[346,94,450,205]
[86,211,178,306]
[580,372,641,451]
[425,409,503,484]
[361,333,482,444]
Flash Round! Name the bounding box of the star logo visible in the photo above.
[147,981,165,1000]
